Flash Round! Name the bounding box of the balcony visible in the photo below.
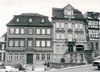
[55,28,65,33]
[75,29,84,33]
[67,28,73,33]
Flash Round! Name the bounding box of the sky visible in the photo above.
[0,0,100,37]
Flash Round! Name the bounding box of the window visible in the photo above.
[91,42,94,50]
[9,28,14,34]
[42,29,45,34]
[20,54,24,60]
[36,41,40,47]
[9,54,12,60]
[68,23,72,29]
[47,41,51,47]
[56,33,60,39]
[15,54,18,60]
[29,18,32,22]
[9,40,13,47]
[15,41,19,47]
[96,43,98,50]
[47,29,51,34]
[41,19,44,23]
[0,45,2,50]
[21,29,25,34]
[61,23,64,28]
[36,54,40,60]
[16,18,19,22]
[41,41,45,47]
[47,54,50,60]
[68,34,72,41]
[88,21,91,25]
[15,29,19,34]
[67,10,71,15]
[36,29,40,34]
[28,29,33,35]
[56,22,60,28]
[41,54,45,60]
[0,53,2,61]
[75,23,78,29]
[61,33,65,39]
[20,41,24,47]
[28,40,33,47]
[80,24,83,29]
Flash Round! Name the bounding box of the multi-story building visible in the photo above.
[6,13,53,67]
[52,4,87,63]
[0,33,6,64]
[84,12,100,57]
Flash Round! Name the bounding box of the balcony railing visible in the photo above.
[55,28,65,32]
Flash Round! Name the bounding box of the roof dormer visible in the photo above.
[63,4,74,18]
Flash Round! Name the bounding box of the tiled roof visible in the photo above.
[7,13,52,27]
[84,12,100,20]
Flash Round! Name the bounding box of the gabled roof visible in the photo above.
[52,4,84,19]
[84,12,100,20]
[7,13,53,27]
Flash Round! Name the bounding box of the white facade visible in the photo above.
[52,4,87,63]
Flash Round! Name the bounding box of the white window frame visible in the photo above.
[10,28,14,34]
[36,54,40,60]
[56,33,60,39]
[15,29,19,34]
[61,33,65,39]
[56,22,60,28]
[36,29,40,34]
[28,40,33,47]
[29,18,32,22]
[16,18,19,22]
[21,29,25,34]
[28,29,33,35]
[41,54,45,60]
[15,40,19,47]
[47,41,51,47]
[20,40,24,47]
[41,40,45,47]
[9,40,13,47]
[47,29,51,34]
[36,40,40,47]
[47,54,50,60]
[41,29,45,34]
[68,23,72,29]
[9,54,12,60]
[61,23,64,28]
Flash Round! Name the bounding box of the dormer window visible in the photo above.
[16,18,19,22]
[41,19,44,23]
[67,10,71,15]
[29,18,32,22]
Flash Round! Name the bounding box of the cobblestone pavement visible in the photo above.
[25,64,100,72]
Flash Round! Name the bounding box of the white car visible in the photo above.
[0,66,19,72]
[92,56,100,69]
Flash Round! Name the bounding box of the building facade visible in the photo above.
[84,12,100,57]
[52,4,87,63]
[6,13,53,67]
[0,34,6,64]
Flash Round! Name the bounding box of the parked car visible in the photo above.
[92,56,100,69]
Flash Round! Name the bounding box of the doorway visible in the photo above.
[26,54,33,64]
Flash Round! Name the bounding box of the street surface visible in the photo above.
[31,65,100,72]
